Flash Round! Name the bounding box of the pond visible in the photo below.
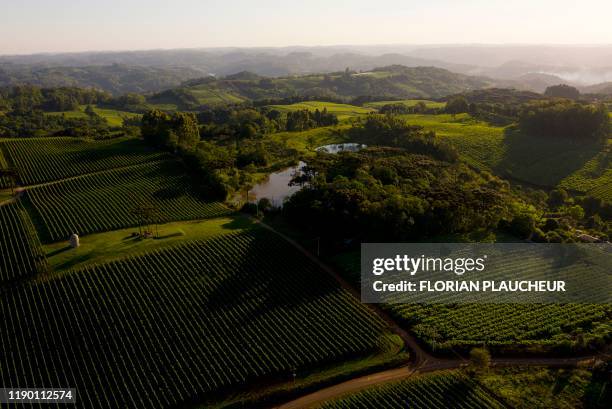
[316,143,367,154]
[244,143,367,207]
[247,161,306,207]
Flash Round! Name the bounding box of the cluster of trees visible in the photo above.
[0,85,110,113]
[544,84,581,100]
[286,108,338,131]
[197,105,338,140]
[378,101,439,115]
[141,110,200,150]
[0,85,140,138]
[519,100,609,140]
[348,114,458,162]
[0,109,116,138]
[283,147,521,242]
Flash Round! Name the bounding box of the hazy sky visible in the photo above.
[1,0,611,55]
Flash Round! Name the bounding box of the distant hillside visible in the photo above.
[581,82,612,96]
[149,65,495,109]
[0,63,205,95]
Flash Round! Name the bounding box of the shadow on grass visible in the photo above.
[46,246,72,258]
[156,232,185,239]
[496,127,604,187]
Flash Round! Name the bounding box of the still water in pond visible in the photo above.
[246,144,366,207]
[316,143,366,153]
[247,161,306,206]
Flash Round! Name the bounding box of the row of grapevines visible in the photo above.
[0,136,169,185]
[319,371,505,409]
[0,201,47,285]
[24,160,231,242]
[0,230,389,409]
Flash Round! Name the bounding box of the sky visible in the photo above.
[1,0,611,55]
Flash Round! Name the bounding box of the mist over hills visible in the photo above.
[1,45,611,95]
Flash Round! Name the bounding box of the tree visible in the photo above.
[545,84,580,100]
[171,112,200,150]
[445,96,469,115]
[141,110,200,150]
[141,109,172,147]
[84,105,96,117]
[469,347,491,370]
[0,168,19,194]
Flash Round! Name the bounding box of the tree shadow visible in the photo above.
[496,127,605,188]
[203,230,337,325]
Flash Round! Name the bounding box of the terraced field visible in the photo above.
[0,201,47,284]
[25,160,230,242]
[0,230,391,409]
[319,372,504,409]
[0,137,169,185]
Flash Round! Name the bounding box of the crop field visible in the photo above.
[399,114,612,199]
[0,202,47,284]
[320,371,504,409]
[25,160,230,242]
[186,83,247,105]
[268,101,374,120]
[45,105,140,127]
[0,230,390,408]
[390,303,611,352]
[0,137,170,185]
[0,147,9,189]
[364,99,445,109]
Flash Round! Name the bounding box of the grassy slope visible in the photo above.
[399,113,611,200]
[268,101,374,120]
[268,125,352,153]
[364,99,445,109]
[45,105,140,126]
[43,215,252,272]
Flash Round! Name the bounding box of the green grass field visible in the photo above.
[269,125,352,153]
[364,99,445,109]
[46,105,140,126]
[268,101,375,120]
[43,215,253,271]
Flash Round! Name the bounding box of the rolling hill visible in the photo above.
[148,65,495,109]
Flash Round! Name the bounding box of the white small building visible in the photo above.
[69,233,80,248]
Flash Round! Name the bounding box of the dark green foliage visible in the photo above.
[445,95,469,114]
[284,147,511,241]
[0,230,388,408]
[348,114,458,162]
[141,109,200,150]
[519,101,609,140]
[286,108,338,131]
[545,84,581,100]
